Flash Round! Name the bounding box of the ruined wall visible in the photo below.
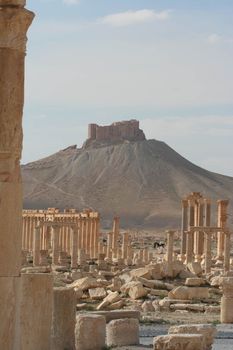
[88,120,146,143]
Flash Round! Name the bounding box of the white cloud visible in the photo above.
[63,0,80,5]
[100,9,171,27]
[207,33,221,45]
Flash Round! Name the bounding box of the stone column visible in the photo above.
[221,277,233,323]
[204,231,212,274]
[122,232,129,260]
[0,2,34,348]
[166,230,175,265]
[94,217,100,258]
[71,227,78,269]
[217,200,229,260]
[52,226,60,266]
[33,226,41,267]
[195,200,204,262]
[107,232,113,259]
[223,231,231,273]
[85,217,91,258]
[112,216,120,258]
[185,231,193,264]
[181,199,188,259]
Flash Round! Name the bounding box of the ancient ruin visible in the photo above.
[0,1,232,349]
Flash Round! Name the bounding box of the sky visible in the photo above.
[23,0,233,176]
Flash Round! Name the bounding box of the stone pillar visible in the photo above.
[52,226,60,266]
[107,232,113,259]
[221,277,233,323]
[181,199,188,259]
[85,217,91,258]
[112,216,120,258]
[185,200,194,263]
[223,231,231,273]
[33,226,41,266]
[204,231,212,274]
[122,232,129,260]
[0,1,34,348]
[20,274,53,350]
[166,230,175,266]
[71,227,78,269]
[217,200,229,260]
[52,287,76,350]
[94,217,100,258]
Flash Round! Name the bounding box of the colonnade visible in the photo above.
[22,208,100,260]
[179,192,231,273]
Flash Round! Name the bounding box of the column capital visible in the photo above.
[217,199,229,206]
[181,199,188,207]
[0,6,34,53]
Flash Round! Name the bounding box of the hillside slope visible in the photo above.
[22,139,233,228]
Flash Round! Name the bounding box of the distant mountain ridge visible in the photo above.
[22,122,233,229]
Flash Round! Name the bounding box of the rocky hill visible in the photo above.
[22,121,233,229]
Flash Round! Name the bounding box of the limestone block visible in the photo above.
[170,304,204,312]
[169,286,209,300]
[128,282,148,300]
[130,267,151,279]
[20,273,53,350]
[74,288,83,301]
[69,276,99,291]
[205,305,220,314]
[149,264,163,280]
[0,277,21,350]
[52,287,76,350]
[185,278,206,286]
[88,287,106,300]
[169,324,217,350]
[75,314,106,350]
[107,299,125,310]
[142,300,154,312]
[106,318,139,347]
[97,291,121,310]
[148,288,169,297]
[153,334,205,350]
[0,183,22,276]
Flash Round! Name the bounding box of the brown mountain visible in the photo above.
[22,121,233,229]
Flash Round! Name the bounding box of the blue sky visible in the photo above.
[23,0,233,176]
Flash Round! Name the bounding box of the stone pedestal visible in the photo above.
[20,274,53,350]
[75,314,106,350]
[221,277,233,323]
[52,287,76,350]
[106,318,139,347]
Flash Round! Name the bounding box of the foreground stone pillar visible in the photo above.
[0,1,34,348]
[221,277,233,323]
[52,287,76,350]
